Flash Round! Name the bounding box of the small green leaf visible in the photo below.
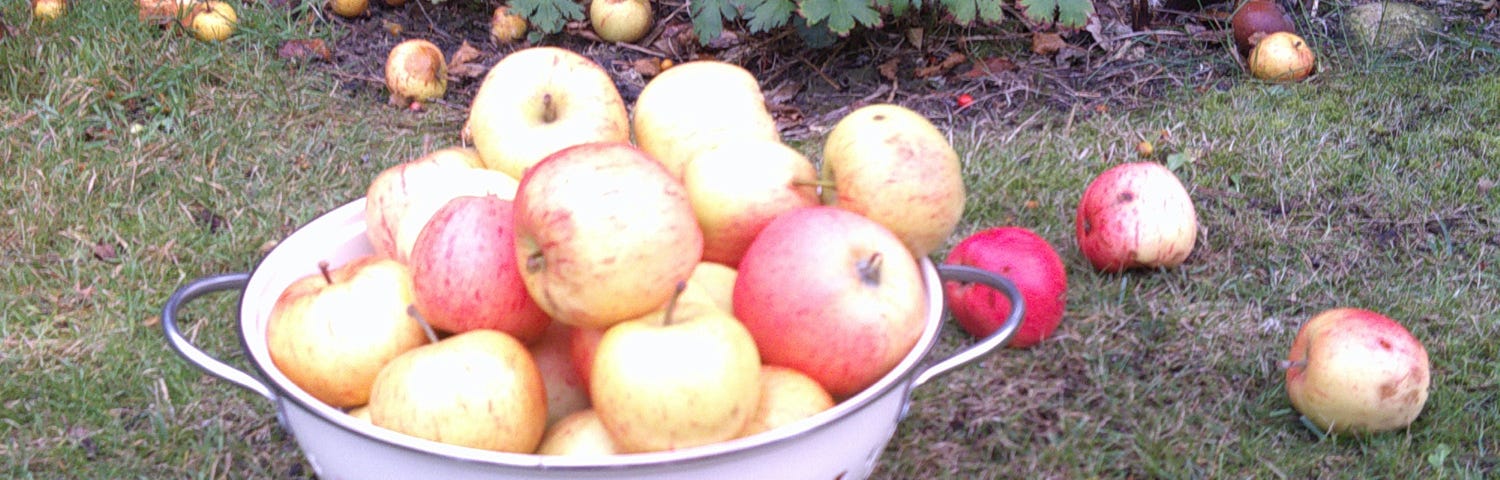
[1166,151,1194,171]
[691,0,742,44]
[1427,443,1451,470]
[799,0,882,35]
[941,0,1005,25]
[1017,0,1095,29]
[510,0,586,34]
[743,0,798,33]
[875,0,922,17]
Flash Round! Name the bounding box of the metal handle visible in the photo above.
[911,264,1026,388]
[160,272,276,402]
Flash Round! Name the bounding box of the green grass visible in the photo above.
[3,1,1498,479]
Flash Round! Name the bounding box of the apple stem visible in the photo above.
[541,93,556,123]
[317,260,333,285]
[661,281,688,326]
[858,252,883,286]
[1278,359,1307,370]
[407,305,440,344]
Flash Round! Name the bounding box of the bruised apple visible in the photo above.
[943,227,1067,348]
[1075,161,1197,272]
[1285,308,1430,434]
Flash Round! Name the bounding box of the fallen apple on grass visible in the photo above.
[734,206,928,399]
[266,256,429,408]
[1248,31,1317,83]
[590,0,652,44]
[1075,161,1198,272]
[385,39,447,110]
[368,329,548,453]
[408,195,550,343]
[489,6,527,43]
[182,1,237,42]
[1284,307,1430,435]
[943,226,1068,348]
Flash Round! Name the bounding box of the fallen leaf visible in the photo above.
[878,58,900,82]
[142,315,161,328]
[92,242,118,262]
[632,57,662,77]
[1479,177,1496,195]
[447,41,487,79]
[916,53,967,78]
[1032,32,1067,55]
[277,39,332,62]
[961,56,1016,79]
[382,20,403,36]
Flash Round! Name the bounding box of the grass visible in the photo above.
[2,1,1497,479]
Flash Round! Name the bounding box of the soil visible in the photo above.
[270,0,1270,139]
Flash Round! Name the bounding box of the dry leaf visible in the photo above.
[382,20,403,36]
[878,58,900,82]
[92,242,118,262]
[915,53,967,78]
[1480,177,1496,195]
[449,41,482,67]
[142,315,161,328]
[1032,32,1067,55]
[632,57,662,77]
[277,39,332,62]
[961,57,1017,79]
[447,41,487,79]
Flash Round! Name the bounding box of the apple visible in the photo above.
[467,47,631,179]
[513,142,703,329]
[328,0,367,18]
[364,146,519,263]
[943,227,1068,348]
[182,1,237,42]
[738,365,835,438]
[1075,161,1197,272]
[490,6,528,44]
[385,39,447,110]
[569,326,605,392]
[734,206,927,399]
[821,104,966,258]
[590,0,652,44]
[368,329,547,453]
[408,195,551,343]
[266,256,429,408]
[33,0,65,21]
[1231,0,1295,56]
[1284,307,1431,435]
[531,322,590,426]
[591,296,761,453]
[536,409,621,456]
[631,60,781,180]
[346,405,371,422]
[685,261,737,314]
[1249,31,1317,83]
[681,138,821,267]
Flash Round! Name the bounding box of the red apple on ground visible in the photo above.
[513,142,704,330]
[733,206,928,399]
[943,227,1068,348]
[681,138,821,267]
[1284,307,1430,435]
[408,195,551,343]
[1075,161,1197,272]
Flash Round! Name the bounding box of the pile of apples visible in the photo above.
[266,46,969,456]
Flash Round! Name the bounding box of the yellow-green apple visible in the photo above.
[513,141,703,329]
[685,261,737,314]
[738,365,835,438]
[384,39,446,109]
[631,60,780,180]
[590,0,652,43]
[681,138,821,267]
[1284,308,1430,434]
[591,297,761,452]
[408,195,551,343]
[733,206,927,399]
[943,226,1067,348]
[346,405,371,422]
[368,329,547,452]
[467,47,631,178]
[1249,31,1316,83]
[364,146,519,262]
[821,104,966,258]
[1075,161,1197,272]
[266,256,428,408]
[531,322,590,426]
[536,409,621,456]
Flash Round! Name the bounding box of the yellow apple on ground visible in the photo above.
[685,261,736,314]
[821,104,966,258]
[631,60,781,180]
[531,322,590,426]
[733,206,927,399]
[408,195,551,343]
[467,47,631,178]
[512,142,703,329]
[328,0,367,18]
[591,296,761,452]
[536,409,621,456]
[182,1,237,42]
[1075,161,1197,272]
[33,0,65,21]
[368,329,547,453]
[590,0,652,43]
[385,39,447,110]
[266,256,428,408]
[364,146,519,262]
[1285,307,1430,435]
[681,138,821,267]
[738,365,835,438]
[1249,31,1316,83]
[490,6,527,43]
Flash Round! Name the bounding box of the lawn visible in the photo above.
[2,1,1497,479]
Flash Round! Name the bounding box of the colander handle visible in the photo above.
[912,264,1025,388]
[161,272,276,402]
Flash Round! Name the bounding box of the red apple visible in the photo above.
[733,206,927,399]
[531,322,590,426]
[1075,161,1197,272]
[943,227,1067,348]
[569,326,605,393]
[1285,307,1431,434]
[408,195,551,343]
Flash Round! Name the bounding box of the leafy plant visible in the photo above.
[508,0,586,36]
[1018,0,1095,29]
